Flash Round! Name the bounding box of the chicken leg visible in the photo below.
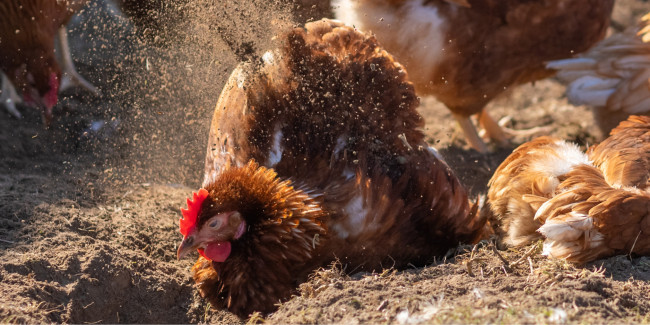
[58,27,100,95]
[454,109,554,153]
[479,110,554,144]
[0,73,23,119]
[453,113,489,153]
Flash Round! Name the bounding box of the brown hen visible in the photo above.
[486,116,650,264]
[176,19,486,317]
[334,0,614,152]
[0,0,97,123]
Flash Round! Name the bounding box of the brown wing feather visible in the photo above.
[203,65,251,186]
[538,165,650,264]
[588,115,650,189]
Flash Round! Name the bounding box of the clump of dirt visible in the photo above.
[1,0,649,324]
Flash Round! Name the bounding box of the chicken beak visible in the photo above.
[177,235,196,260]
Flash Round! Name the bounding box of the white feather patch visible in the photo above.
[332,194,371,240]
[333,0,448,85]
[262,51,275,66]
[528,140,592,179]
[342,168,356,180]
[547,57,597,75]
[427,146,445,162]
[267,125,284,167]
[344,194,369,231]
[330,223,349,239]
[538,212,594,242]
[538,212,605,258]
[565,76,618,107]
[333,135,347,157]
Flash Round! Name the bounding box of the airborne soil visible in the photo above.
[1,0,649,323]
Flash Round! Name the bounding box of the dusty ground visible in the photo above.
[1,0,649,323]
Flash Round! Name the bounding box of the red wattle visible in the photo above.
[197,248,208,260]
[201,241,232,262]
[45,72,59,109]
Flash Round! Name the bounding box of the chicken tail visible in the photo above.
[536,164,650,264]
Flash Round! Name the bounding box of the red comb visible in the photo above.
[180,188,209,236]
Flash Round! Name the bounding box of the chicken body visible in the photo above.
[177,19,486,317]
[548,14,650,134]
[0,0,96,123]
[334,0,614,152]
[486,116,650,264]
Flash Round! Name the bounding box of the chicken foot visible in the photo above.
[453,113,489,153]
[479,110,553,144]
[0,72,23,119]
[453,110,553,153]
[58,27,100,95]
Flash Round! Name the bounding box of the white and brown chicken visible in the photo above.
[334,0,614,152]
[486,115,650,264]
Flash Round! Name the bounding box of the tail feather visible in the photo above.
[565,76,617,106]
[547,57,597,75]
[548,20,650,128]
[538,212,597,242]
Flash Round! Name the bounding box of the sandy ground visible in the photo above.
[1,0,649,323]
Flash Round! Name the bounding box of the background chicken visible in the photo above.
[0,0,97,123]
[176,19,486,317]
[334,0,614,152]
[486,115,650,264]
[548,13,650,135]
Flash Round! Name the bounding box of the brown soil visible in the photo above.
[1,0,649,323]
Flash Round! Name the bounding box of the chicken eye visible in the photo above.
[209,220,221,228]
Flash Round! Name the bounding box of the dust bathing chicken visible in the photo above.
[176,19,486,317]
[334,0,614,152]
[0,0,99,124]
[548,13,650,135]
[486,115,650,264]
